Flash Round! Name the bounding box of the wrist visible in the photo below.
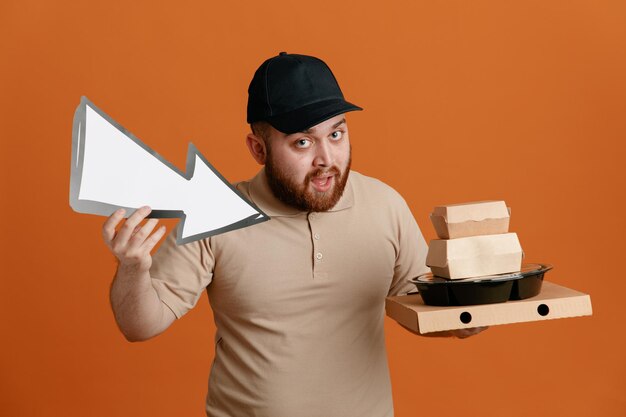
[116,261,151,278]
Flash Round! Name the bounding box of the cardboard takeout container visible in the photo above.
[426,233,523,279]
[430,201,510,239]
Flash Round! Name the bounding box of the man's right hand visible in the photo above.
[102,206,166,273]
[103,206,175,342]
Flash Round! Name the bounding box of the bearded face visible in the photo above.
[265,144,351,212]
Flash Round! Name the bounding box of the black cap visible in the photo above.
[247,52,363,134]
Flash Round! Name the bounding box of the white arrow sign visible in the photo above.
[70,97,269,244]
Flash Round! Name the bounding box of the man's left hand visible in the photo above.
[399,323,489,338]
[448,326,488,339]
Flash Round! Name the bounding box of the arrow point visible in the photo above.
[178,142,269,242]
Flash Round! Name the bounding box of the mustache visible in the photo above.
[305,167,341,182]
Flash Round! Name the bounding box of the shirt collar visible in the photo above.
[248,168,354,217]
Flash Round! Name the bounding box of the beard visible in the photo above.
[265,148,351,212]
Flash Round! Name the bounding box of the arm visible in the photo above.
[103,206,176,342]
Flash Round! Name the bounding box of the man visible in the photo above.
[103,52,485,417]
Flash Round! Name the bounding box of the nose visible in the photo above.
[313,140,333,168]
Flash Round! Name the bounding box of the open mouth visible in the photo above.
[310,175,334,192]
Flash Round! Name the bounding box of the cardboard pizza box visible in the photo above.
[426,233,523,279]
[430,201,510,239]
[385,281,592,334]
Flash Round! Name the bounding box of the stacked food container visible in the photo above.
[412,201,552,306]
[426,201,522,279]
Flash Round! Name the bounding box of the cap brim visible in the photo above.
[266,99,363,134]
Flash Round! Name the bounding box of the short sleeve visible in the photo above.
[150,225,214,318]
[387,200,430,297]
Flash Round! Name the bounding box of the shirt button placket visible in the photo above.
[308,213,324,278]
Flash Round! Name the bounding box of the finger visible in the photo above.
[470,326,488,335]
[115,206,152,246]
[455,326,488,339]
[141,225,167,253]
[128,218,159,250]
[455,330,473,339]
[102,208,126,246]
[131,224,143,237]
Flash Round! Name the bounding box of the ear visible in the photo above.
[246,133,267,165]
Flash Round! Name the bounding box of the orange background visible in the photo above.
[1,1,624,416]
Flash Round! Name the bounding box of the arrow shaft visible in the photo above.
[78,106,188,210]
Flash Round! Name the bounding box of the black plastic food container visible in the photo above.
[509,264,553,300]
[410,264,552,306]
